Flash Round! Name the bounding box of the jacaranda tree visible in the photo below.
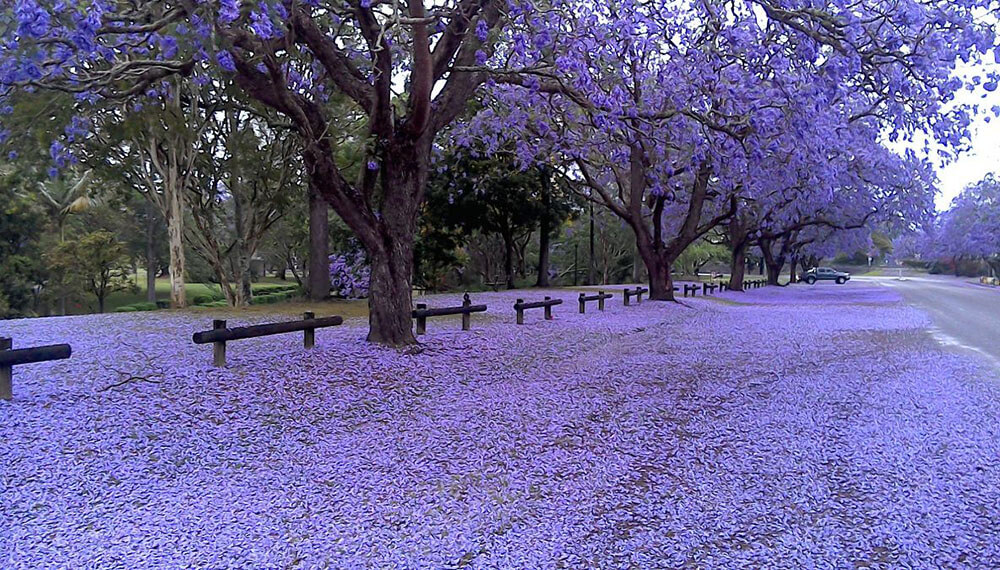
[1,0,510,345]
[463,0,996,298]
[0,0,996,333]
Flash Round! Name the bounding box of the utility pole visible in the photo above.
[574,243,579,286]
[588,198,596,285]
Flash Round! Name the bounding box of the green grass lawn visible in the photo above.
[65,273,299,315]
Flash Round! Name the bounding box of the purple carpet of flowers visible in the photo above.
[3,284,1000,568]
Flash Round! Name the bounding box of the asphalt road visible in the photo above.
[859,273,1000,366]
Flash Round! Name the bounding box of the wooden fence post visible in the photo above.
[636,288,643,303]
[462,293,472,330]
[516,299,525,325]
[544,296,553,320]
[212,320,227,368]
[579,293,586,314]
[1,337,11,401]
[303,312,315,348]
[624,290,631,306]
[415,303,427,335]
[598,291,606,311]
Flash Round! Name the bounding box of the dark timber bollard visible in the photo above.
[624,287,649,306]
[684,284,698,297]
[462,294,472,331]
[412,293,487,334]
[0,337,73,400]
[415,304,428,335]
[579,291,613,313]
[303,312,316,348]
[193,314,344,367]
[1,337,9,400]
[635,286,648,303]
[514,297,563,324]
[212,319,227,367]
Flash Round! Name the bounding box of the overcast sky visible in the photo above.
[935,111,1000,210]
[929,57,1000,211]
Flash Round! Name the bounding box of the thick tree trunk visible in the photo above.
[166,187,186,308]
[760,239,783,286]
[789,256,799,284]
[366,242,415,345]
[234,196,253,307]
[502,232,516,289]
[727,216,749,291]
[635,231,675,300]
[729,240,748,292]
[98,295,106,314]
[536,227,551,287]
[645,252,674,301]
[307,186,330,301]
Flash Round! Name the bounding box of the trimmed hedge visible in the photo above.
[115,302,159,313]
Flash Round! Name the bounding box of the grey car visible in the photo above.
[802,267,851,285]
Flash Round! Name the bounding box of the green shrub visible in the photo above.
[192,294,215,305]
[155,300,170,309]
[132,302,158,311]
[211,300,229,307]
[115,306,138,313]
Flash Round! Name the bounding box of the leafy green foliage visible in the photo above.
[45,230,136,313]
[0,175,46,317]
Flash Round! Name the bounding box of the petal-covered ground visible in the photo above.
[3,284,1000,568]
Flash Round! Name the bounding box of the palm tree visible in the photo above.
[36,169,98,314]
[36,169,96,242]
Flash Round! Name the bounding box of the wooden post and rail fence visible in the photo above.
[514,296,563,324]
[192,312,344,367]
[413,293,488,335]
[0,337,72,400]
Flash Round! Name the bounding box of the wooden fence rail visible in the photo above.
[703,283,717,295]
[192,312,343,367]
[0,337,72,400]
[514,296,563,324]
[623,287,649,306]
[578,291,613,313]
[683,284,699,297]
[413,293,488,334]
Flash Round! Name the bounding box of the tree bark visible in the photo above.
[502,231,516,289]
[729,241,748,292]
[366,241,416,345]
[307,185,330,301]
[145,203,157,304]
[727,215,749,291]
[759,238,784,286]
[643,249,674,300]
[789,255,799,284]
[536,226,551,287]
[166,185,187,308]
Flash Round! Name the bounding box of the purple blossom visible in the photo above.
[3,286,1000,567]
[216,50,236,73]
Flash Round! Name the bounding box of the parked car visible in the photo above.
[802,267,851,285]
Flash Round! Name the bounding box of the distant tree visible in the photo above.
[675,240,729,278]
[186,104,300,307]
[47,231,134,314]
[427,151,571,289]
